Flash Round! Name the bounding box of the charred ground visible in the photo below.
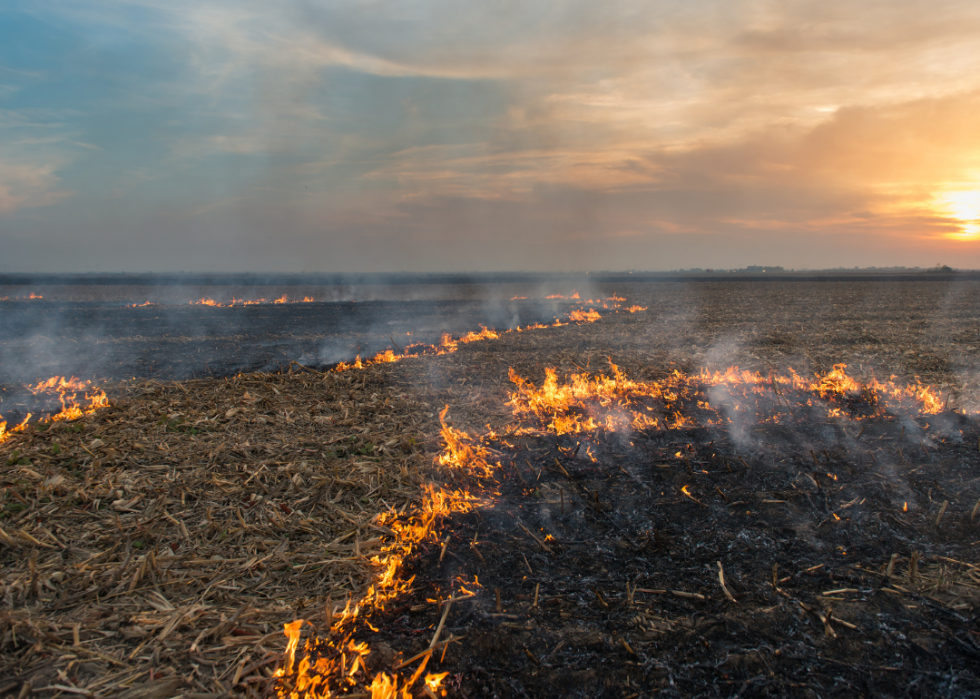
[0,296,576,421]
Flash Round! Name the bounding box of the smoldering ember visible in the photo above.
[2,276,980,699]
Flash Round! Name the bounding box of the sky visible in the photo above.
[3,0,980,273]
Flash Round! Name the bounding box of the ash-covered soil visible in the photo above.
[3,278,979,386]
[0,296,574,420]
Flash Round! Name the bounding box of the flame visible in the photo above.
[507,362,947,438]
[274,404,490,697]
[568,309,601,323]
[0,415,31,445]
[372,349,399,364]
[185,295,317,307]
[458,326,499,344]
[510,295,527,300]
[336,326,506,373]
[0,376,109,446]
[0,293,44,301]
[425,672,449,694]
[626,305,647,313]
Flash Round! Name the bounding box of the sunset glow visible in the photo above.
[934,189,980,240]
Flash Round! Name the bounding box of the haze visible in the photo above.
[3,1,980,273]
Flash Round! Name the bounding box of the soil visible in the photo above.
[0,297,577,404]
[3,280,980,698]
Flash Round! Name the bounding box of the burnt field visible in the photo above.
[0,294,578,422]
[2,280,980,698]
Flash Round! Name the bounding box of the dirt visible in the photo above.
[0,297,577,408]
[3,280,980,698]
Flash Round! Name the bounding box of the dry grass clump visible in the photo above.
[0,364,441,697]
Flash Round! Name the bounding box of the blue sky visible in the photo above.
[3,1,980,272]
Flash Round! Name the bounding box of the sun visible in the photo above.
[934,189,980,240]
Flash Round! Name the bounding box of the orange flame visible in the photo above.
[185,295,317,307]
[0,376,109,446]
[0,293,44,301]
[508,362,947,439]
[568,309,601,323]
[274,405,488,697]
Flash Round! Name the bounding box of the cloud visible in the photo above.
[0,107,87,213]
[0,158,73,213]
[4,0,980,270]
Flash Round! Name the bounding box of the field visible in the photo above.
[2,280,980,698]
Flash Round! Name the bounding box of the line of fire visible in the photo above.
[2,288,979,697]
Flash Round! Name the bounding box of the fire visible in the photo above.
[29,376,90,393]
[274,409,486,697]
[508,362,947,438]
[0,376,109,446]
[185,295,317,307]
[336,326,507,373]
[458,326,499,344]
[626,305,647,313]
[0,293,44,301]
[510,295,527,300]
[425,673,449,694]
[568,309,601,323]
[372,349,400,364]
[0,415,30,445]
